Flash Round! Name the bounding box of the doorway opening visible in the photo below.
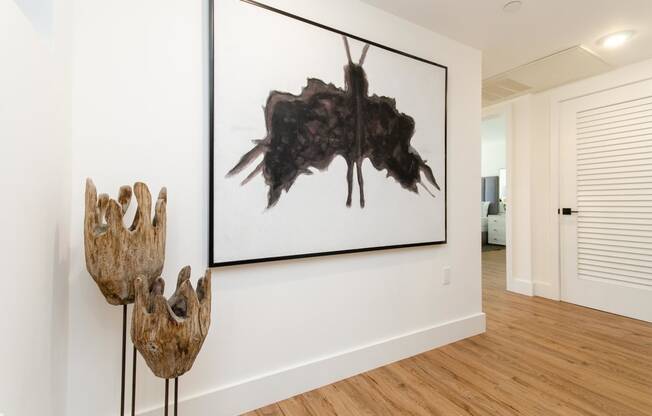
[481,112,508,280]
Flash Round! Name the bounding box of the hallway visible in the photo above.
[247,249,652,415]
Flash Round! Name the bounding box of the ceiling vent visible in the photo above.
[483,46,612,107]
[483,78,531,106]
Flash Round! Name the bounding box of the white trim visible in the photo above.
[483,103,515,295]
[548,58,652,301]
[137,313,486,416]
[548,95,562,301]
[533,280,557,300]
[508,277,534,297]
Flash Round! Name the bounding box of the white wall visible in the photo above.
[481,115,506,177]
[529,93,555,298]
[509,96,534,295]
[62,1,483,415]
[0,1,481,415]
[0,1,71,415]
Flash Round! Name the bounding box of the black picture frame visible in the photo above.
[209,0,448,267]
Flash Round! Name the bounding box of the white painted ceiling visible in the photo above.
[359,0,652,79]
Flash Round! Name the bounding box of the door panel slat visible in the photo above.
[577,120,652,136]
[579,258,652,275]
[577,177,652,185]
[576,126,652,141]
[578,237,652,251]
[577,154,652,166]
[576,105,652,124]
[578,265,652,283]
[579,254,652,269]
[578,246,652,261]
[578,272,652,289]
[577,113,652,129]
[577,136,652,151]
[577,95,652,118]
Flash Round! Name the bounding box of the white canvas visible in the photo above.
[211,0,447,265]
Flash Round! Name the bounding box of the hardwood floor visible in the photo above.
[245,250,652,416]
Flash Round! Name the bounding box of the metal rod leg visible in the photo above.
[174,377,178,416]
[164,379,169,416]
[121,305,127,416]
[132,346,137,416]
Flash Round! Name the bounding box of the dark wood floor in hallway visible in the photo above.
[245,249,652,416]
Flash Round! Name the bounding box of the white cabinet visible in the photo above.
[488,215,506,246]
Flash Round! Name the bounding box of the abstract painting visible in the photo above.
[228,37,440,209]
[210,0,447,266]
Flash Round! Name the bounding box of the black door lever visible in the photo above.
[561,208,579,215]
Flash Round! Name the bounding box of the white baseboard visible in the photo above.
[138,312,486,416]
[507,277,534,296]
[533,280,560,300]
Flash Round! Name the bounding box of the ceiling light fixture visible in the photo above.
[503,1,523,13]
[598,30,636,49]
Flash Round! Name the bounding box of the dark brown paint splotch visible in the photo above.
[228,37,440,208]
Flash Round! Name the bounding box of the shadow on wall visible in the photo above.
[15,0,53,35]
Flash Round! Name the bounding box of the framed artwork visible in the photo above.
[209,0,448,267]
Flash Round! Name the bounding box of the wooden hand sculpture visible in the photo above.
[131,266,212,379]
[84,178,167,305]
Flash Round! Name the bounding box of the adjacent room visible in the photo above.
[2,0,651,415]
[481,113,507,252]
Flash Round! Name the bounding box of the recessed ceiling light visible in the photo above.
[598,31,636,49]
[503,1,523,13]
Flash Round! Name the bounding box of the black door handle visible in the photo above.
[561,208,579,215]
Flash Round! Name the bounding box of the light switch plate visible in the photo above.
[443,266,451,285]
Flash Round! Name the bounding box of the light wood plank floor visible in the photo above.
[245,250,652,416]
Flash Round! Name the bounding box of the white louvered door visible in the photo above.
[560,79,652,323]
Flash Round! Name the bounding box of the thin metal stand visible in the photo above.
[174,377,179,416]
[121,305,127,416]
[121,310,179,416]
[164,379,169,416]
[132,346,137,416]
[120,306,138,416]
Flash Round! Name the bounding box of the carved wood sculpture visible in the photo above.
[84,178,167,305]
[132,266,212,379]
